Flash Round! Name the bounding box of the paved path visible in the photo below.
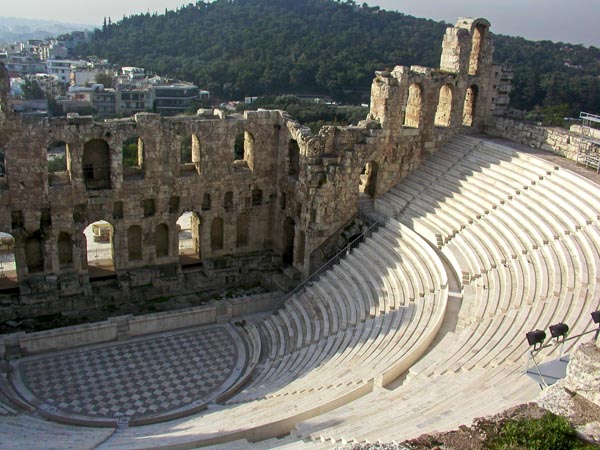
[11,324,246,425]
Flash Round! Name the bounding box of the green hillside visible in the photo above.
[78,0,600,114]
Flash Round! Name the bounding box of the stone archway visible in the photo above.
[83,220,115,278]
[25,233,44,274]
[469,23,487,76]
[58,232,74,269]
[288,139,300,179]
[236,213,250,248]
[127,225,143,262]
[0,231,18,290]
[404,83,423,128]
[463,84,479,127]
[122,136,144,179]
[211,217,224,251]
[177,212,202,265]
[360,161,379,198]
[83,139,111,190]
[435,84,453,127]
[282,217,295,266]
[155,223,170,258]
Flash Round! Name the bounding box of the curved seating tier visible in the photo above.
[228,219,448,403]
[2,135,599,449]
[0,219,448,450]
[0,415,113,450]
[288,134,600,446]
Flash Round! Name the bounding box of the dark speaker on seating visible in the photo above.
[526,329,546,347]
[592,310,600,324]
[549,323,569,339]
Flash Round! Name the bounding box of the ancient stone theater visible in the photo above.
[0,17,599,450]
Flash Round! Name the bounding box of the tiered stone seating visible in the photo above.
[0,415,113,450]
[55,219,444,449]
[286,135,600,446]
[229,219,448,403]
[2,135,598,450]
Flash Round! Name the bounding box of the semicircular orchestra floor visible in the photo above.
[10,324,247,426]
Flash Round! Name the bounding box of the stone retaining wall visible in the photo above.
[0,292,279,358]
[485,117,598,161]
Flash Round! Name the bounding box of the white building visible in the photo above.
[47,59,86,84]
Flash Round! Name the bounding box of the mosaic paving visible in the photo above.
[14,325,245,422]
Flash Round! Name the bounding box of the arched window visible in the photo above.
[83,139,111,190]
[0,149,5,177]
[234,133,244,161]
[47,141,67,173]
[224,191,234,211]
[251,189,262,206]
[282,217,295,266]
[58,232,73,268]
[469,24,486,76]
[202,193,211,211]
[234,131,254,171]
[288,139,300,179]
[462,85,479,127]
[191,134,201,166]
[296,230,306,266]
[155,223,169,258]
[25,234,44,273]
[359,161,378,198]
[122,136,144,179]
[127,225,142,261]
[404,83,423,128]
[180,136,192,164]
[236,213,249,247]
[180,134,201,175]
[434,84,453,127]
[211,217,224,251]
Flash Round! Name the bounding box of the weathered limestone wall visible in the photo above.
[485,117,598,161]
[0,109,297,314]
[538,339,600,444]
[0,17,498,319]
[0,292,279,358]
[301,17,495,265]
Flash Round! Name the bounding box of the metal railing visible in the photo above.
[580,112,600,123]
[576,112,600,172]
[274,212,388,311]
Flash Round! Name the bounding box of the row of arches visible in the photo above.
[402,83,479,129]
[44,133,300,179]
[8,133,302,192]
[0,210,287,289]
[41,129,259,190]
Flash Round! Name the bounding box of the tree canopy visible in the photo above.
[76,0,600,115]
[21,79,45,100]
[95,72,115,88]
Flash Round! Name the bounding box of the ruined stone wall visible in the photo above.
[0,17,498,319]
[299,17,496,269]
[485,117,598,161]
[0,109,300,309]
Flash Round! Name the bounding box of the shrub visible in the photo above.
[486,413,595,450]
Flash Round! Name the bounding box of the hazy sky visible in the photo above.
[2,0,599,47]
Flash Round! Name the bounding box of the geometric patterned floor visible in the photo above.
[12,325,246,424]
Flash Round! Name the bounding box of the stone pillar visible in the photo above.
[369,69,404,130]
